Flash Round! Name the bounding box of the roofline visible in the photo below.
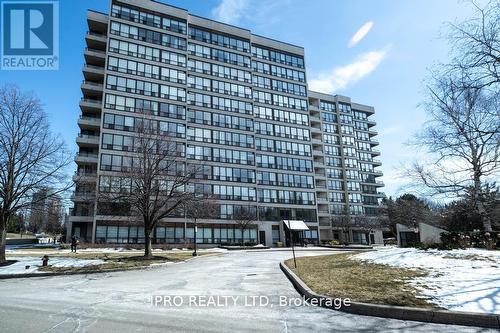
[308,90,375,110]
[150,0,188,13]
[121,0,304,51]
[251,33,304,50]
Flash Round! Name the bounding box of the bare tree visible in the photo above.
[98,118,199,258]
[408,78,499,231]
[330,207,351,244]
[0,85,71,264]
[351,215,384,245]
[232,206,256,245]
[184,197,218,255]
[447,0,500,88]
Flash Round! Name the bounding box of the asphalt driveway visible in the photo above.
[0,249,495,332]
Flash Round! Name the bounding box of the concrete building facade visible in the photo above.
[69,0,384,246]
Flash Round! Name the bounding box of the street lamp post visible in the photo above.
[289,227,297,268]
[192,219,198,256]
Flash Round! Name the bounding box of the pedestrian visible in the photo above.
[71,235,78,253]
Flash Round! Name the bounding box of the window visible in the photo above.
[251,45,304,68]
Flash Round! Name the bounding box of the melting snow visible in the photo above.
[354,247,500,314]
[0,257,105,275]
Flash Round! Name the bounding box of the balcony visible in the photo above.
[75,152,98,164]
[316,197,328,203]
[313,148,323,155]
[76,133,99,146]
[68,215,94,223]
[81,80,103,98]
[309,104,320,111]
[78,116,101,130]
[73,171,97,183]
[71,191,96,202]
[315,173,326,180]
[85,31,107,50]
[310,115,321,123]
[318,210,330,217]
[80,98,102,113]
[83,64,105,81]
[84,47,106,66]
[87,10,108,34]
[311,138,323,145]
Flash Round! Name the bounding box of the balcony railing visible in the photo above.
[83,64,105,71]
[78,133,99,139]
[82,80,103,87]
[85,47,105,55]
[87,31,107,38]
[76,152,98,159]
[80,99,102,109]
[79,115,101,121]
[75,171,97,177]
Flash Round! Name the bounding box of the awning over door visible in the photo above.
[282,220,309,231]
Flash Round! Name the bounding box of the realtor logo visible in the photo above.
[1,0,59,70]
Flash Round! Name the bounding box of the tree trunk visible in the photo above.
[473,175,493,232]
[0,217,6,264]
[477,201,493,232]
[144,228,153,258]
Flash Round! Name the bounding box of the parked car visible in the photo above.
[383,237,396,246]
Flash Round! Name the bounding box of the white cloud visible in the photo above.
[348,21,374,48]
[309,45,391,94]
[378,126,402,136]
[211,0,249,25]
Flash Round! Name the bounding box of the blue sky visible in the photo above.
[0,0,487,197]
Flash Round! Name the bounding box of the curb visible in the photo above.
[317,244,374,250]
[280,261,500,329]
[219,246,271,251]
[249,248,374,253]
[0,253,221,280]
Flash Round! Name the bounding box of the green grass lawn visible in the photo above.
[286,253,436,308]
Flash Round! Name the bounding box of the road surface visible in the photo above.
[0,249,495,332]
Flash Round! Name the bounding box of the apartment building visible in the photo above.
[69,0,384,246]
[308,92,385,244]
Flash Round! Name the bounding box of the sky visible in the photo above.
[0,0,488,198]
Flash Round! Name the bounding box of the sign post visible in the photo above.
[282,220,309,269]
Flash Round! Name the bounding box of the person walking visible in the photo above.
[71,235,78,253]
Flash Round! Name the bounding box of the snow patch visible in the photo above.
[353,247,500,314]
[0,257,105,275]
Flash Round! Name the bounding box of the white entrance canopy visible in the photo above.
[282,220,309,231]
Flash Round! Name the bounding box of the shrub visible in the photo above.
[440,232,467,249]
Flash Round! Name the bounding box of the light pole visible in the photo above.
[192,219,198,256]
[288,226,297,268]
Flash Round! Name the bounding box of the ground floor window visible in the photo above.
[272,226,280,244]
[352,231,368,244]
[301,229,318,242]
[95,223,258,244]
